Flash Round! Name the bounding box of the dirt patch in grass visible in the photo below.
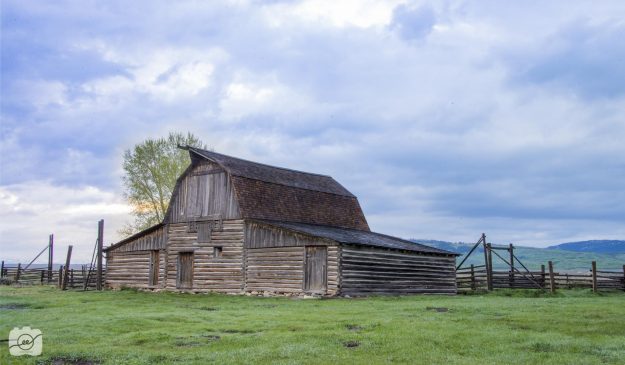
[343,340,360,348]
[257,304,278,308]
[345,324,363,331]
[426,306,449,312]
[50,357,100,365]
[220,329,259,334]
[0,303,31,310]
[530,342,560,353]
[175,334,221,347]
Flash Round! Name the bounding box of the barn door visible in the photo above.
[177,252,194,289]
[149,250,159,286]
[304,246,327,293]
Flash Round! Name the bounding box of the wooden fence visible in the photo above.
[0,264,104,290]
[457,262,625,292]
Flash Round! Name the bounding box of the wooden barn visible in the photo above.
[104,148,458,296]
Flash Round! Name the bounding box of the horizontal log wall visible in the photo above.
[245,247,305,293]
[168,161,240,223]
[166,220,245,293]
[244,245,340,295]
[245,222,334,248]
[339,245,457,295]
[327,245,340,296]
[106,251,152,288]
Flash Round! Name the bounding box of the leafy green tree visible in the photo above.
[120,132,206,236]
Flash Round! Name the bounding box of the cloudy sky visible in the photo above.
[1,0,624,263]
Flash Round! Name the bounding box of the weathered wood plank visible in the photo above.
[340,245,457,296]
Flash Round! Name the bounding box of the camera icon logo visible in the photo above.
[9,327,43,356]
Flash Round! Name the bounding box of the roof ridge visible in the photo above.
[189,147,334,178]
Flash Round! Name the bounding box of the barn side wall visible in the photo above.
[245,247,304,293]
[167,160,240,223]
[105,226,167,289]
[339,245,457,295]
[244,246,339,296]
[165,220,245,293]
[243,222,340,296]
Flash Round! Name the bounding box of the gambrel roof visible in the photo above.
[189,148,354,196]
[187,147,370,231]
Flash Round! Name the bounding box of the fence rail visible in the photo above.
[1,265,104,290]
[457,264,625,292]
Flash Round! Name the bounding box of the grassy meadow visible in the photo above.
[1,286,624,364]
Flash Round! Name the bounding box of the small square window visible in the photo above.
[213,246,223,258]
[197,222,212,242]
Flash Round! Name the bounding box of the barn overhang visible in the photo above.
[248,219,459,257]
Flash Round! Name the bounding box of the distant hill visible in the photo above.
[546,240,625,254]
[412,239,625,271]
[411,240,473,254]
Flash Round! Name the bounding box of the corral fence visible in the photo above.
[455,234,625,293]
[1,219,106,291]
[0,262,105,290]
[457,262,625,292]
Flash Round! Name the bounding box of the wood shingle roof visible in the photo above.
[254,220,458,256]
[188,147,370,231]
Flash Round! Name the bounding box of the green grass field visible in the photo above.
[1,287,624,365]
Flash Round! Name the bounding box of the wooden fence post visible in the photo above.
[486,243,493,291]
[62,245,73,290]
[509,243,515,288]
[591,261,597,293]
[48,234,54,283]
[470,264,475,290]
[482,235,489,290]
[548,261,555,294]
[40,270,45,284]
[622,265,625,292]
[0,260,4,278]
[58,266,63,287]
[15,263,21,282]
[97,219,104,290]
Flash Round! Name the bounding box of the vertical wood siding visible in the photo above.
[109,226,167,252]
[168,161,240,223]
[245,222,334,248]
[340,245,457,295]
[165,220,245,293]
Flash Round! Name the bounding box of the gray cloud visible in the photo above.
[503,22,625,99]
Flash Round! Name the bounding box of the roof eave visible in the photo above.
[103,223,164,252]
